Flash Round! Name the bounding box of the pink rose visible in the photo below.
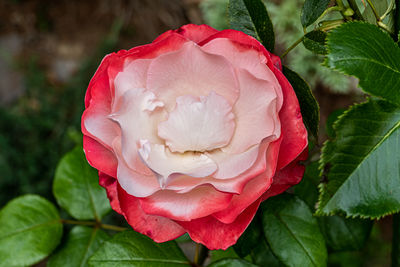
[81,24,308,250]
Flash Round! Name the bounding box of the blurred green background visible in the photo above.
[0,0,391,266]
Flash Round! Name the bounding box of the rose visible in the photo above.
[81,24,308,250]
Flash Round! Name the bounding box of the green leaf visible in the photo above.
[48,226,109,267]
[175,233,191,243]
[319,216,373,251]
[325,109,345,138]
[250,238,281,267]
[0,195,63,267]
[233,214,281,266]
[283,66,320,139]
[229,0,274,52]
[208,258,258,267]
[293,161,320,210]
[53,147,111,220]
[317,99,400,218]
[303,30,327,55]
[325,22,400,106]
[261,194,327,267]
[88,230,190,266]
[301,0,330,27]
[210,248,241,263]
[233,215,262,258]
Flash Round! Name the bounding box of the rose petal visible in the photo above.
[221,69,281,154]
[206,144,259,179]
[117,184,186,242]
[138,141,217,187]
[139,185,232,221]
[111,88,166,175]
[98,172,122,214]
[201,37,283,111]
[112,137,160,198]
[272,67,308,170]
[177,198,261,250]
[164,138,271,194]
[83,136,117,178]
[82,102,119,149]
[153,24,218,44]
[158,92,235,153]
[212,137,281,224]
[112,59,151,111]
[262,149,308,201]
[147,41,239,111]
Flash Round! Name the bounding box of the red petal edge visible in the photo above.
[177,198,262,250]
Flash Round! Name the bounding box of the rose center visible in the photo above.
[157,91,236,153]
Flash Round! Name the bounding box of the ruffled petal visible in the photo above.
[98,172,122,214]
[111,88,166,175]
[138,141,217,187]
[199,29,272,61]
[262,149,308,201]
[164,138,271,194]
[272,67,308,170]
[153,24,218,44]
[221,69,281,154]
[139,185,232,221]
[212,137,281,224]
[201,37,283,111]
[117,184,186,242]
[112,59,151,111]
[206,144,259,179]
[158,92,235,153]
[112,137,160,198]
[83,136,117,178]
[177,198,261,250]
[82,102,119,149]
[147,42,239,111]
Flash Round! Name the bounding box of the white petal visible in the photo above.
[201,38,283,110]
[111,88,166,175]
[222,69,281,154]
[113,59,151,111]
[112,137,160,198]
[206,144,259,179]
[158,91,235,153]
[138,140,217,187]
[147,42,239,112]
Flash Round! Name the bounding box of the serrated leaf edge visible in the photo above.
[324,21,400,106]
[316,99,400,219]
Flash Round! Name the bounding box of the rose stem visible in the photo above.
[60,219,127,231]
[365,0,380,21]
[194,243,200,264]
[280,36,304,58]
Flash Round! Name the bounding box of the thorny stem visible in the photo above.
[61,219,127,231]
